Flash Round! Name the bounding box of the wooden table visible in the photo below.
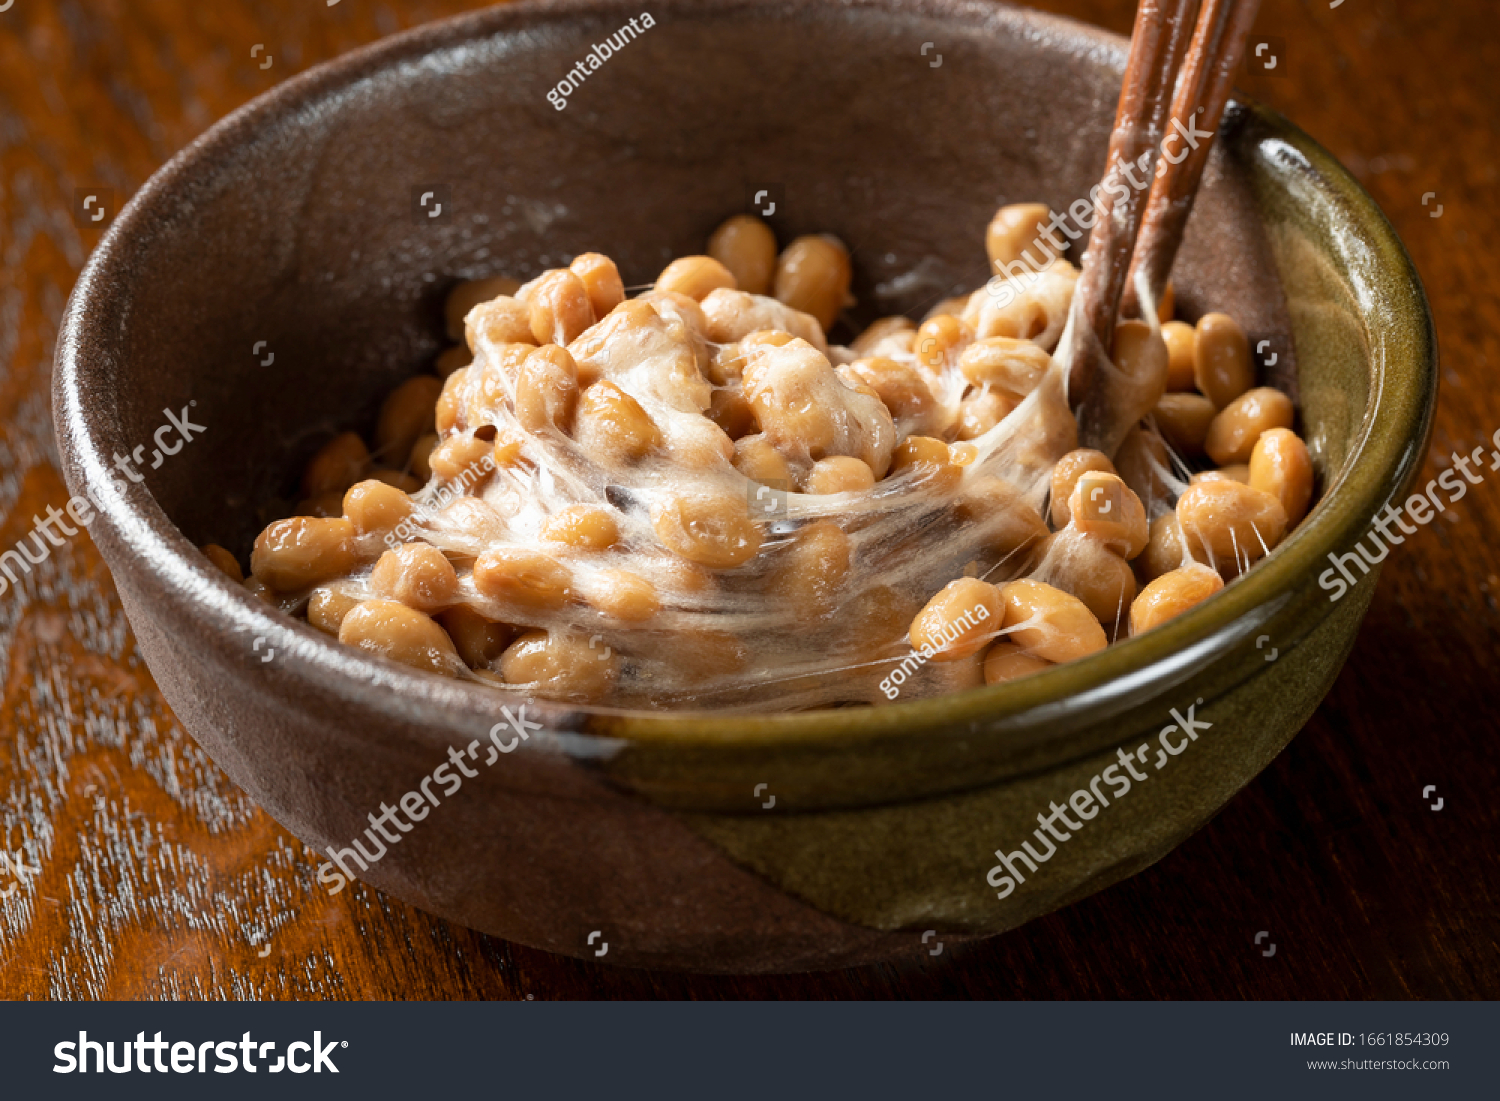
[2,0,1496,1000]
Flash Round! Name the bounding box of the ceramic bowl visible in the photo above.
[53,0,1436,971]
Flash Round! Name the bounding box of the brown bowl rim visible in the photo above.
[53,0,1438,753]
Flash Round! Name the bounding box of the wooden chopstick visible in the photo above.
[1065,0,1262,420]
[1066,0,1202,403]
[1122,0,1264,319]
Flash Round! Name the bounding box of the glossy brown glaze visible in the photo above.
[11,0,1458,984]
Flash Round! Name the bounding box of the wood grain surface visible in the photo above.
[2,0,1497,1000]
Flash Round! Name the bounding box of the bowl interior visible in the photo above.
[57,0,1433,811]
[98,0,1291,552]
